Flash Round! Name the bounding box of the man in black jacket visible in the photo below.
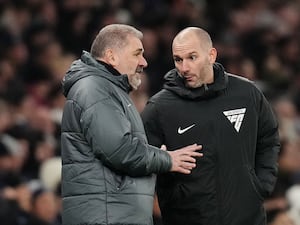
[61,24,202,225]
[141,27,280,225]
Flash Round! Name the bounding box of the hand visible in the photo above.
[167,144,203,174]
[270,212,295,225]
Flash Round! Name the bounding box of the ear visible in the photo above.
[209,48,217,63]
[104,48,119,67]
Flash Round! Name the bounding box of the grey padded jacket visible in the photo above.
[61,51,171,225]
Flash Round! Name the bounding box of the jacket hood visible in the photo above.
[62,51,131,96]
[163,63,228,100]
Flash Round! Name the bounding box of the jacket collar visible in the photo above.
[62,51,132,96]
[163,63,228,100]
[96,60,122,77]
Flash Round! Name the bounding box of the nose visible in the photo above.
[181,60,190,73]
[140,55,148,68]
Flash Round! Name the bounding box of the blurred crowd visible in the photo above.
[0,0,299,225]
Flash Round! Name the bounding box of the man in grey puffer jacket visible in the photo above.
[61,24,202,225]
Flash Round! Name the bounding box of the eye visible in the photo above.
[174,57,182,63]
[134,50,143,57]
[190,55,197,60]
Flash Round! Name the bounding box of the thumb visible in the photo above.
[160,144,167,151]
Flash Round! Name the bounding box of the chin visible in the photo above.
[130,79,142,90]
[131,85,138,90]
[185,80,203,88]
[184,81,194,88]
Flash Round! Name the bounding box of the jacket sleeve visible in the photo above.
[80,97,171,177]
[255,91,280,197]
[141,101,165,148]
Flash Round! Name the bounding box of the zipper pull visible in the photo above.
[204,83,209,91]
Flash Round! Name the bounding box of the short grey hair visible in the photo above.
[90,24,143,58]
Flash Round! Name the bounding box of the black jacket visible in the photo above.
[141,63,280,225]
[61,51,171,225]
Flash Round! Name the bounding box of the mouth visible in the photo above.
[183,76,193,81]
[179,72,193,81]
[135,67,144,74]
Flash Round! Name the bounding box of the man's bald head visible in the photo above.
[172,27,213,51]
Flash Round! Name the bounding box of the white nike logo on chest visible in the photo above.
[177,124,196,134]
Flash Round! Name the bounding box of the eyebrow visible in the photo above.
[173,51,198,58]
[133,48,144,54]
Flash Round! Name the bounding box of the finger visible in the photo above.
[177,167,192,174]
[191,144,202,151]
[180,162,196,170]
[178,150,203,158]
[190,152,203,157]
[182,144,202,152]
[180,155,197,163]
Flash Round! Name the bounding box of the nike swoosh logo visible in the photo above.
[177,124,196,134]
